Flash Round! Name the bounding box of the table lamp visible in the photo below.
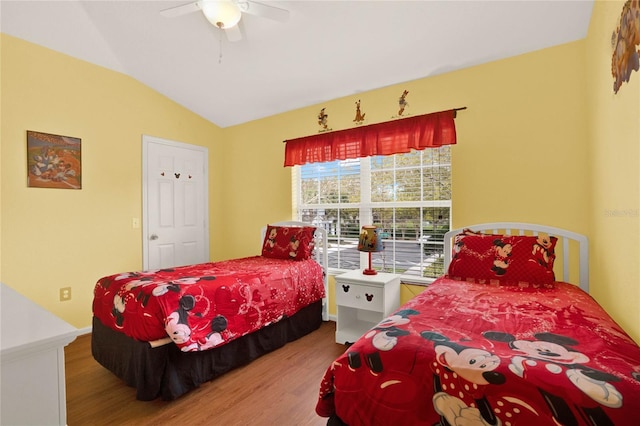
[358,225,383,275]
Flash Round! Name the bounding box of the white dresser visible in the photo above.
[334,270,401,344]
[1,284,78,425]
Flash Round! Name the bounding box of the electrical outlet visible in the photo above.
[60,287,72,301]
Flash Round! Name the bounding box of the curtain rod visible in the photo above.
[452,106,467,117]
[283,107,467,143]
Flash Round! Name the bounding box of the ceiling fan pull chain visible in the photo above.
[219,35,223,64]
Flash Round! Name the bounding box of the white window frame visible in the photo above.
[292,149,451,285]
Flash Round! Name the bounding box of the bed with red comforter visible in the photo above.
[93,256,325,352]
[316,223,640,426]
[92,222,328,400]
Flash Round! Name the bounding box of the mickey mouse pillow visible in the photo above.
[261,225,316,261]
[446,230,557,288]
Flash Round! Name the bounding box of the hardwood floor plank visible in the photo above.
[65,321,345,425]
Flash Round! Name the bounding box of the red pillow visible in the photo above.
[261,225,316,261]
[447,231,557,288]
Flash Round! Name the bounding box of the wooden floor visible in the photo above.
[65,321,346,425]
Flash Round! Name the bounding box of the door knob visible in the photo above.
[150,234,159,240]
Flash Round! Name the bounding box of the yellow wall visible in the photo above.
[213,118,296,259]
[220,42,589,256]
[586,0,640,341]
[1,0,639,343]
[0,35,223,327]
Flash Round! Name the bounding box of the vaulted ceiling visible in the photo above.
[1,1,594,128]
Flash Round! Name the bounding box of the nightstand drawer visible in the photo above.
[336,282,383,312]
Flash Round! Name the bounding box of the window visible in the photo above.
[293,146,451,282]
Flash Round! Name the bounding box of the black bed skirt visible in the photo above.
[92,300,323,401]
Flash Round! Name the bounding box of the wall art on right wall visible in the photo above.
[611,0,640,94]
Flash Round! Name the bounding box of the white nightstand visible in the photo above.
[334,270,401,344]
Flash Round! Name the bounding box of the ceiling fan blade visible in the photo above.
[160,1,202,18]
[238,1,290,22]
[225,24,243,42]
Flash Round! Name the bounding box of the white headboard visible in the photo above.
[444,222,589,293]
[260,221,329,320]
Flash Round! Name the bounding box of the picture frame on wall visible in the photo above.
[27,130,82,189]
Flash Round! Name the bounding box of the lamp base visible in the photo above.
[362,251,377,275]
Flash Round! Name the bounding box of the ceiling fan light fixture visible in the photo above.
[201,0,242,29]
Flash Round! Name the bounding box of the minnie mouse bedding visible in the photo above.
[316,278,640,425]
[316,228,640,425]
[93,255,325,352]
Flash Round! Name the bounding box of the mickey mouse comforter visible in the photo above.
[93,256,325,352]
[316,278,640,426]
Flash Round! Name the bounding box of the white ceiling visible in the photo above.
[1,0,594,128]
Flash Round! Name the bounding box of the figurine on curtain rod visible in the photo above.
[394,89,410,117]
[353,99,366,125]
[317,107,332,132]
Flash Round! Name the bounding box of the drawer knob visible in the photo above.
[342,284,350,293]
[366,293,374,302]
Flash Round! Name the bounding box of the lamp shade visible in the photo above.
[201,0,242,29]
[358,226,383,253]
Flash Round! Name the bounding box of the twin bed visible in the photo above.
[92,221,640,425]
[91,221,328,400]
[316,223,640,426]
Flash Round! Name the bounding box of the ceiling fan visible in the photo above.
[160,0,290,42]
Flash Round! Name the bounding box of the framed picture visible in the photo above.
[27,130,82,189]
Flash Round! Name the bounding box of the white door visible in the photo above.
[142,135,209,270]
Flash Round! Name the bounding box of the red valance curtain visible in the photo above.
[284,109,458,167]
